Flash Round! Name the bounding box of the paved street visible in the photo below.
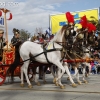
[0,74,100,100]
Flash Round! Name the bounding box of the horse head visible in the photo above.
[51,24,75,44]
[72,32,85,56]
[66,28,89,57]
[87,31,97,45]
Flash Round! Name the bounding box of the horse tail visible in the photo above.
[7,52,20,82]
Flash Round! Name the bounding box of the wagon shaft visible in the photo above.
[63,58,94,63]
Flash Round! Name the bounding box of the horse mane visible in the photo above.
[61,25,68,33]
[51,25,68,42]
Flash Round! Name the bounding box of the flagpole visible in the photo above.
[4,8,8,50]
[49,14,50,35]
[0,8,10,51]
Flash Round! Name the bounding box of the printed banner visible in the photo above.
[0,17,4,26]
[50,8,99,34]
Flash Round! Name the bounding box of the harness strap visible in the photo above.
[43,48,51,64]
[21,48,62,64]
[53,42,55,49]
[60,52,66,62]
[53,42,66,62]
[43,42,63,63]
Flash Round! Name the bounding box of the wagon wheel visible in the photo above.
[0,74,6,86]
[0,66,7,86]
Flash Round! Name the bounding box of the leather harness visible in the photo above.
[25,42,66,64]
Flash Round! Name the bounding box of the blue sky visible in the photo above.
[57,0,100,12]
[0,0,100,41]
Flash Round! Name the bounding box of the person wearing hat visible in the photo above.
[8,28,23,82]
[11,28,21,46]
[0,29,7,61]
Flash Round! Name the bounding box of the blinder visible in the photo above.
[77,33,84,40]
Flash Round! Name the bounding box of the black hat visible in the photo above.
[16,29,20,34]
[13,28,16,31]
[13,28,20,35]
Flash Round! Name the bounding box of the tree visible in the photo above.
[20,29,31,41]
[89,16,100,31]
[34,27,43,36]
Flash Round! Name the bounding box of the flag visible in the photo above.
[46,30,51,37]
[48,27,51,31]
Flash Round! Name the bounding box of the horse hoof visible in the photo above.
[55,82,59,86]
[28,85,33,89]
[83,80,88,84]
[78,81,82,85]
[67,77,70,80]
[20,84,24,87]
[85,73,89,77]
[53,78,56,83]
[71,83,77,87]
[36,82,41,86]
[60,85,65,89]
[43,81,47,84]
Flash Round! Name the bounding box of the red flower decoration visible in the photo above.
[80,15,88,28]
[87,22,96,33]
[65,12,74,24]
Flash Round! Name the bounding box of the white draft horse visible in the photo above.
[40,26,80,87]
[19,25,75,89]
